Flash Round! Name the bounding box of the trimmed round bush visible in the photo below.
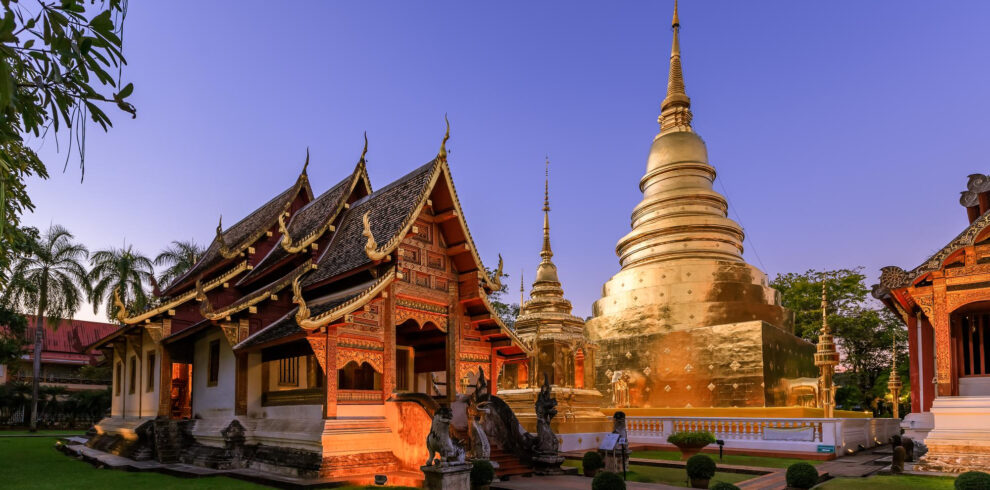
[470,459,495,487]
[955,471,990,490]
[686,454,717,480]
[592,471,626,490]
[785,462,819,489]
[710,483,741,490]
[667,430,717,446]
[583,451,605,472]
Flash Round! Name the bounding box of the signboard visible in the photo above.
[817,445,836,454]
[599,433,620,451]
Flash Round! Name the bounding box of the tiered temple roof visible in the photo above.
[94,130,526,358]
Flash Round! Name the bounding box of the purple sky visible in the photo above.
[23,1,990,322]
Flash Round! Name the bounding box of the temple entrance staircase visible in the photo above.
[490,445,533,479]
[153,419,188,464]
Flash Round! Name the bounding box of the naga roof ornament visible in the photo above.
[490,254,504,291]
[113,287,128,324]
[362,211,388,261]
[292,275,312,327]
[438,114,450,163]
[216,215,240,259]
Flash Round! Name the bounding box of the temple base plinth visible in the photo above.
[532,453,566,475]
[421,462,472,490]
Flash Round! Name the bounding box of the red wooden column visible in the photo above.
[907,311,921,413]
[234,352,248,416]
[158,345,172,417]
[931,273,953,396]
[326,328,338,418]
[382,289,396,401]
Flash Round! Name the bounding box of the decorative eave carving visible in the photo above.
[960,174,990,208]
[293,269,396,330]
[879,209,990,289]
[118,261,250,325]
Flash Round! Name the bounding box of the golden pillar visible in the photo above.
[814,279,839,418]
[887,336,902,419]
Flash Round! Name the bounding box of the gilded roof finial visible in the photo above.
[491,254,504,290]
[362,211,387,261]
[659,0,693,133]
[520,269,525,307]
[820,276,830,335]
[113,286,128,324]
[302,147,310,176]
[359,131,368,166]
[541,155,552,260]
[438,113,450,162]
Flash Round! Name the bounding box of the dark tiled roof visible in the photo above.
[235,288,363,350]
[240,171,359,284]
[162,176,310,296]
[303,160,437,286]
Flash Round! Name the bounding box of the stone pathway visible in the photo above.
[491,474,681,489]
[738,447,890,489]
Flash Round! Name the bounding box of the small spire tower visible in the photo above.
[887,335,902,419]
[815,277,840,418]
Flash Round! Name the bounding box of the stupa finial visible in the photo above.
[541,155,552,260]
[659,0,693,133]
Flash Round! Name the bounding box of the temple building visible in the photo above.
[585,4,817,409]
[0,317,115,391]
[87,126,530,483]
[496,159,611,449]
[874,173,990,472]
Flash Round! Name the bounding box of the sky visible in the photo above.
[22,1,990,322]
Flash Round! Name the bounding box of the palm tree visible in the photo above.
[88,244,154,321]
[1,225,89,431]
[154,240,204,288]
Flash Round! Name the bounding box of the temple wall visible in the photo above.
[110,331,161,419]
[191,330,236,419]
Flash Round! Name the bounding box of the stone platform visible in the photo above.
[61,442,423,488]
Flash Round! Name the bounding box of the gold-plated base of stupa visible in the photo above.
[498,387,612,434]
[591,320,818,409]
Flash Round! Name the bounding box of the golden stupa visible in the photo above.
[585,2,817,409]
[499,158,611,435]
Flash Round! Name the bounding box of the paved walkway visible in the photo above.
[492,474,681,490]
[738,448,889,489]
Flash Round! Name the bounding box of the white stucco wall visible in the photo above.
[111,331,161,419]
[191,330,235,419]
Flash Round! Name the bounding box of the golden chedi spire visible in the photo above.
[587,0,793,342]
[659,0,693,134]
[515,156,584,341]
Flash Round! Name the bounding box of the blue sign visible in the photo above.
[817,445,836,454]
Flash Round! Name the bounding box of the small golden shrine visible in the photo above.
[497,158,611,435]
[814,280,839,418]
[585,2,817,409]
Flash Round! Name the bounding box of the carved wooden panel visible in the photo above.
[337,348,384,373]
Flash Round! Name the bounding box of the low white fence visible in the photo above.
[624,416,900,456]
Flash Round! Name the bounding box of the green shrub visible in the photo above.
[955,471,990,490]
[666,430,716,446]
[686,454,717,480]
[470,459,495,486]
[592,471,626,490]
[583,451,605,472]
[710,483,741,490]
[785,462,819,489]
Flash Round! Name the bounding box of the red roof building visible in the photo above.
[0,316,117,390]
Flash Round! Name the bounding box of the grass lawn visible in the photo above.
[563,459,752,488]
[630,450,822,469]
[819,474,956,489]
[0,429,87,436]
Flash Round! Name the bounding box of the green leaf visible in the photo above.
[115,82,132,99]
[23,39,34,49]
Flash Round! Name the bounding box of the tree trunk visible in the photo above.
[30,284,46,432]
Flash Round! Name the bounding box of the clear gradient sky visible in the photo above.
[22,1,990,322]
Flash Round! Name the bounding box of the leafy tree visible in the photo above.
[154,239,204,289]
[1,224,89,431]
[0,305,28,367]
[0,0,135,286]
[771,268,909,415]
[88,244,152,320]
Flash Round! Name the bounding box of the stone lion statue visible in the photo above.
[426,406,465,466]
